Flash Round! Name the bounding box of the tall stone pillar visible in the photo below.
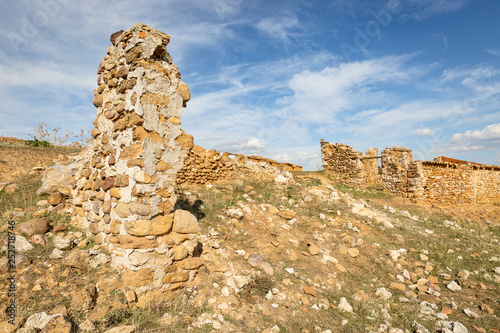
[71,23,202,291]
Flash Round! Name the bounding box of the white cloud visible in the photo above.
[255,15,299,43]
[399,0,469,21]
[280,55,423,123]
[412,128,435,136]
[439,123,500,155]
[486,49,500,57]
[222,138,268,153]
[461,123,500,141]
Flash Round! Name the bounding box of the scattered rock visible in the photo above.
[15,235,34,253]
[338,297,353,313]
[17,217,50,238]
[62,249,90,269]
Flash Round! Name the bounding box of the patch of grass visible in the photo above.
[25,138,51,147]
[0,174,47,217]
[239,275,275,303]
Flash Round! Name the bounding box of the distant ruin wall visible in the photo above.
[408,161,500,205]
[381,147,413,194]
[320,140,379,186]
[176,146,302,185]
[320,140,500,205]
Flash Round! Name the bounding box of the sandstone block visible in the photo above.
[173,210,199,234]
[120,143,144,160]
[176,257,204,270]
[140,92,170,106]
[176,81,191,106]
[62,249,90,269]
[156,160,173,172]
[17,217,50,238]
[124,215,173,236]
[102,177,115,191]
[162,272,189,284]
[108,235,158,249]
[122,268,155,287]
[48,192,63,206]
[109,188,121,198]
[92,94,103,107]
[91,128,101,138]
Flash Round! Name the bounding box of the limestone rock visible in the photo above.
[40,315,73,333]
[124,215,173,236]
[173,210,199,234]
[278,209,295,220]
[28,234,48,246]
[62,249,90,269]
[15,235,34,253]
[103,325,136,333]
[17,217,50,238]
[53,236,73,250]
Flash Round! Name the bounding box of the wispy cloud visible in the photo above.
[255,15,299,43]
[412,128,435,136]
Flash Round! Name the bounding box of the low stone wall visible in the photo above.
[176,147,302,185]
[408,161,500,205]
[320,140,500,205]
[176,145,235,185]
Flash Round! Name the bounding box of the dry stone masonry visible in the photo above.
[320,140,379,186]
[176,146,302,185]
[71,23,202,290]
[321,139,500,205]
[380,147,413,194]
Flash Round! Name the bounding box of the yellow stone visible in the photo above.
[124,215,173,236]
[109,187,121,198]
[168,117,181,125]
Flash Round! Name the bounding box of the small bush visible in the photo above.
[25,138,51,147]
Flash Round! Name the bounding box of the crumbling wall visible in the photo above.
[234,154,302,172]
[176,145,235,185]
[381,147,413,194]
[320,140,499,205]
[71,23,202,291]
[320,140,365,185]
[320,140,380,186]
[176,147,302,185]
[363,148,380,185]
[408,161,500,205]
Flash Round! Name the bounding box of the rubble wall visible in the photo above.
[176,147,302,185]
[408,161,500,205]
[320,140,379,186]
[381,147,413,194]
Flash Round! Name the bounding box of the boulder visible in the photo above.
[17,217,50,238]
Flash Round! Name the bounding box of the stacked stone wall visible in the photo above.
[408,161,500,205]
[176,145,235,185]
[320,140,380,186]
[71,23,202,291]
[381,147,413,194]
[320,140,365,185]
[176,147,302,185]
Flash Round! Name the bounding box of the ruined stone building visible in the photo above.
[320,140,500,205]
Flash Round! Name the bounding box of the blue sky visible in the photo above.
[1,0,499,170]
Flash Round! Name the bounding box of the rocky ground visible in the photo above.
[0,143,498,332]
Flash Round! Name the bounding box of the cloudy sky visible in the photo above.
[1,0,499,170]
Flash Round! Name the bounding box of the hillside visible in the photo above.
[0,143,498,332]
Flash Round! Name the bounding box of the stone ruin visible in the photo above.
[70,23,203,290]
[320,140,500,205]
